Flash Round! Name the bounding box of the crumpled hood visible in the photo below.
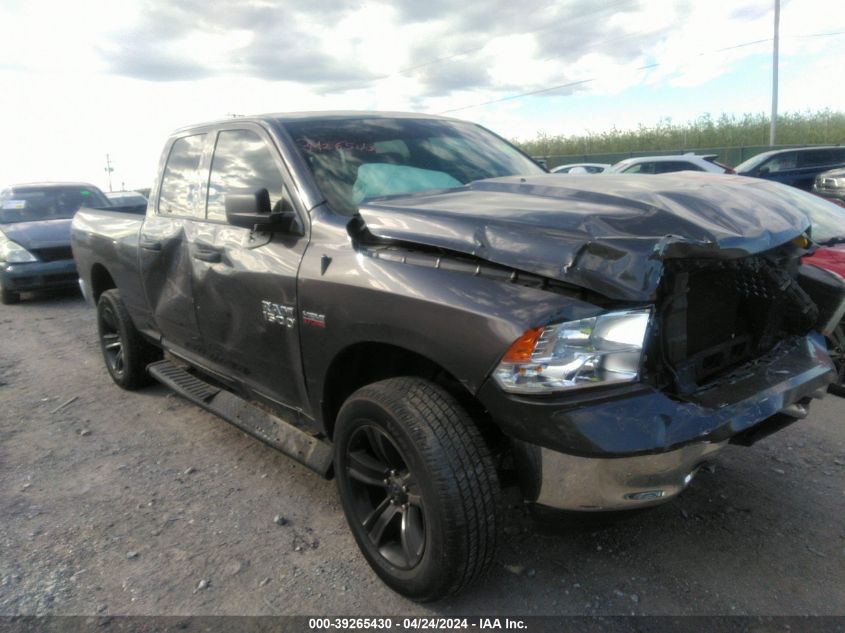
[358,173,811,301]
[1,218,72,251]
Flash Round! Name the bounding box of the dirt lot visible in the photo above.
[1,290,844,617]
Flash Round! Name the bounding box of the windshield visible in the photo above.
[735,151,778,173]
[0,186,108,223]
[283,117,545,215]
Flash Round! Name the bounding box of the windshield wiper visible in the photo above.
[820,237,845,247]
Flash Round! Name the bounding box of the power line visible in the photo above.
[437,30,844,115]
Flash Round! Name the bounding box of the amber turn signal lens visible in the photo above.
[501,327,544,363]
[792,234,810,249]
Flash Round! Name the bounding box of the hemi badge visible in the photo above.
[302,311,326,328]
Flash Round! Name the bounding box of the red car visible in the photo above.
[801,195,845,395]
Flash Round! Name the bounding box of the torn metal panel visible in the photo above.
[358,173,813,301]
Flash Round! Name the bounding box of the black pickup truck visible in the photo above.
[71,112,845,601]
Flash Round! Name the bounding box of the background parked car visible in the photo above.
[0,182,108,304]
[551,162,610,173]
[105,190,147,205]
[812,167,845,203]
[105,190,149,214]
[609,153,733,174]
[735,146,845,191]
[780,188,845,396]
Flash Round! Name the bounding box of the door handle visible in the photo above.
[192,247,222,263]
[140,238,162,251]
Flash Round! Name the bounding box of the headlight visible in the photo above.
[493,308,652,394]
[0,233,38,263]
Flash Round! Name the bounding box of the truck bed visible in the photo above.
[71,207,151,330]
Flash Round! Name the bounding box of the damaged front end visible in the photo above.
[500,242,842,511]
[653,241,844,443]
[656,242,820,396]
[356,174,845,511]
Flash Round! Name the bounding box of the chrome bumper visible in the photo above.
[517,440,727,511]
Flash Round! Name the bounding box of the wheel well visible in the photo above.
[90,264,116,303]
[321,343,497,444]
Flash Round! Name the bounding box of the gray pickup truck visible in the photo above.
[71,112,845,601]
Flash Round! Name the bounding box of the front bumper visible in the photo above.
[0,259,78,292]
[482,332,836,511]
[811,186,845,202]
[516,439,728,511]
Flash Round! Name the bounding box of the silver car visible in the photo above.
[551,162,610,174]
[609,153,733,175]
[813,167,845,203]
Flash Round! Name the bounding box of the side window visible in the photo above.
[624,162,656,174]
[657,161,703,173]
[798,149,845,168]
[158,134,207,217]
[761,153,797,173]
[206,129,288,222]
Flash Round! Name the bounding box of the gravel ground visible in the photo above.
[1,290,843,616]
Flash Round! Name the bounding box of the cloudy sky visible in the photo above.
[1,0,843,190]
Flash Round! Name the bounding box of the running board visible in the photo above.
[147,360,333,477]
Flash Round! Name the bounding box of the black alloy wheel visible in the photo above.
[99,301,125,378]
[828,323,845,397]
[96,289,161,390]
[345,425,426,569]
[1,283,20,305]
[334,377,500,602]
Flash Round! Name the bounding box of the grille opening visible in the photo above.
[659,254,817,395]
[32,246,74,262]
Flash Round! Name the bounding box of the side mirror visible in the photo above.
[757,166,770,176]
[224,188,300,233]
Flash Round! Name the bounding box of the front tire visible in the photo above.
[1,284,20,305]
[334,377,500,602]
[96,289,161,390]
[828,323,845,397]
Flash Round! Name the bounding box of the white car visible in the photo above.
[609,154,734,175]
[551,162,611,174]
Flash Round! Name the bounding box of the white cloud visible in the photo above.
[0,0,843,187]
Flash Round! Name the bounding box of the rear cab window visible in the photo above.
[158,134,207,218]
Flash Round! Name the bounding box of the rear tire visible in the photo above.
[828,324,845,398]
[334,377,500,602]
[829,360,845,397]
[1,285,20,305]
[96,289,161,390]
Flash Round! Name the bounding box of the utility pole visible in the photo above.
[104,154,114,192]
[769,0,780,146]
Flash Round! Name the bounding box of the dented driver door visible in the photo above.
[189,125,310,414]
[139,132,208,353]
